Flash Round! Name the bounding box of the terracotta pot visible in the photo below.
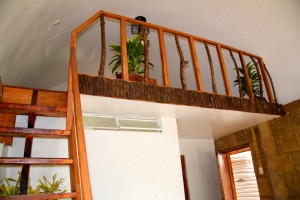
[115,72,157,85]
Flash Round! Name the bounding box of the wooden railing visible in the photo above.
[66,10,278,200]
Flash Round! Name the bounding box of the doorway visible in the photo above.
[217,147,259,200]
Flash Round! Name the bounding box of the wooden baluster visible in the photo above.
[98,14,106,76]
[258,58,274,102]
[120,18,128,80]
[204,42,217,93]
[158,28,169,86]
[239,52,254,100]
[188,37,203,91]
[217,44,231,96]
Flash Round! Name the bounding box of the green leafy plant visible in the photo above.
[38,173,66,194]
[0,172,21,196]
[109,34,154,75]
[0,172,66,196]
[234,61,262,97]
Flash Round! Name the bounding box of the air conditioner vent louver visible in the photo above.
[83,113,162,132]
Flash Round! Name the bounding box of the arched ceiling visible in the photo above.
[0,0,299,104]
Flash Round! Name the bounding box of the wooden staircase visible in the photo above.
[0,85,80,199]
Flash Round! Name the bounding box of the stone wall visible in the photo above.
[215,108,300,200]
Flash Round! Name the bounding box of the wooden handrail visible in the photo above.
[69,47,93,200]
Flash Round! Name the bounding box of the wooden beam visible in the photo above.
[158,28,169,86]
[120,18,128,80]
[217,44,231,96]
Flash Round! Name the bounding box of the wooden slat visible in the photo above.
[217,44,231,95]
[188,36,203,91]
[0,127,70,137]
[0,192,76,200]
[158,28,169,86]
[0,103,67,117]
[0,158,73,165]
[258,58,273,102]
[2,87,32,104]
[70,47,93,199]
[36,91,67,108]
[120,18,128,81]
[239,52,254,100]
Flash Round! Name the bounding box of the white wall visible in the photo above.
[179,139,222,200]
[85,117,185,200]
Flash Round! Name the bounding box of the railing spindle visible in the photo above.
[188,36,203,91]
[258,58,274,102]
[120,18,128,80]
[239,52,254,100]
[217,44,231,96]
[158,28,169,86]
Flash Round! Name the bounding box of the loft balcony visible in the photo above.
[69,11,283,118]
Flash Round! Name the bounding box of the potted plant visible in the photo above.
[109,35,156,84]
[234,61,263,99]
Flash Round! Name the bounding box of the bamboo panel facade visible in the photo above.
[78,74,284,115]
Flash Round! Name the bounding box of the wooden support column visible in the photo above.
[217,44,231,96]
[258,58,274,102]
[158,28,169,86]
[188,37,203,91]
[239,52,254,100]
[120,18,128,80]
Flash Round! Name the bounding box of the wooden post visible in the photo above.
[239,52,254,100]
[217,44,231,96]
[141,25,150,83]
[188,37,203,91]
[175,35,189,90]
[204,42,217,93]
[158,28,169,86]
[70,47,93,200]
[258,58,274,102]
[98,14,106,76]
[120,18,128,80]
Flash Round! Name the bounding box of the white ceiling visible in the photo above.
[0,0,300,104]
[81,95,279,139]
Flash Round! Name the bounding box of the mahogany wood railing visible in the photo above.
[66,10,278,200]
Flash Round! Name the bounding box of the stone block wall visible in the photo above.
[215,108,300,199]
